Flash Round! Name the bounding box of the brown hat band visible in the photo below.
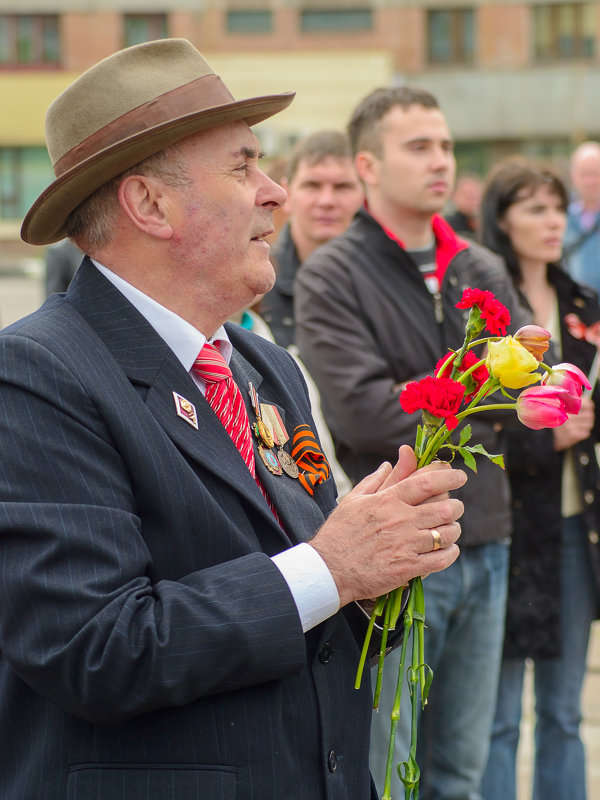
[54,73,234,177]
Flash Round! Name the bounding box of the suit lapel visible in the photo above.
[66,260,326,547]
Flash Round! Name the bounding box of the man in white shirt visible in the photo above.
[0,39,466,799]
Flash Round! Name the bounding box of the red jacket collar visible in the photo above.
[375,212,470,286]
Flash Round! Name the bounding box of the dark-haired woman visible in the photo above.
[479,159,600,800]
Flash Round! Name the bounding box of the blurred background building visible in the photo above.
[1,0,600,266]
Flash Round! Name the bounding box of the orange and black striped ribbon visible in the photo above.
[291,424,330,496]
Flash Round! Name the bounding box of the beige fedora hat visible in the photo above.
[21,38,294,245]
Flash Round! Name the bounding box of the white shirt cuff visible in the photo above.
[271,542,340,632]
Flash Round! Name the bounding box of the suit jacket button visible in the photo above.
[319,643,332,664]
[327,750,338,772]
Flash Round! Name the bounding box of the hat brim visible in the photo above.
[22,92,294,246]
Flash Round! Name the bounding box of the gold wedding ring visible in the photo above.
[430,528,442,551]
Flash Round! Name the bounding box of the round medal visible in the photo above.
[277,448,299,479]
[259,445,283,475]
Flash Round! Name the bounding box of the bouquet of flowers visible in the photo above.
[355,288,591,800]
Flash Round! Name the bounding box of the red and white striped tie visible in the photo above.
[192,342,256,475]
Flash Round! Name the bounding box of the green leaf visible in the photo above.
[467,443,488,456]
[421,664,434,706]
[374,594,387,616]
[415,424,424,454]
[388,586,405,630]
[466,443,506,469]
[459,424,472,446]
[458,447,477,472]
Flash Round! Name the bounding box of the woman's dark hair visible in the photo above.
[479,157,569,285]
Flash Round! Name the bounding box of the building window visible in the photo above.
[0,147,53,220]
[227,10,272,34]
[533,3,595,61]
[123,14,168,47]
[0,15,59,67]
[300,9,372,33]
[427,9,475,65]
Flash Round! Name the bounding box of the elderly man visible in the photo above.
[565,140,600,295]
[0,40,466,800]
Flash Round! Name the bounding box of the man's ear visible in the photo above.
[118,174,174,240]
[355,151,379,186]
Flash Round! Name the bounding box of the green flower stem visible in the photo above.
[417,425,451,467]
[381,585,415,800]
[355,594,389,690]
[455,357,487,384]
[463,376,499,409]
[373,593,396,710]
[408,625,420,791]
[455,402,516,423]
[355,606,379,691]
[412,579,427,704]
[450,333,501,377]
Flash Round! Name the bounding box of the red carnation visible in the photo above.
[435,350,490,402]
[456,287,511,336]
[435,351,455,378]
[400,375,466,431]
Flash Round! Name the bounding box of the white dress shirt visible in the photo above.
[93,261,340,632]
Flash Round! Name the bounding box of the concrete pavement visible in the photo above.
[0,268,45,328]
[1,268,600,799]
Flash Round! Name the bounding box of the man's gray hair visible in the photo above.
[66,144,191,252]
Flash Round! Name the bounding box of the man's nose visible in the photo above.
[316,186,336,206]
[259,172,288,208]
[431,148,451,171]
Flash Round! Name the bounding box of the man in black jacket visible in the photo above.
[295,86,529,800]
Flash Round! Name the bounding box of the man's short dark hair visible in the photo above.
[286,130,354,182]
[347,86,439,157]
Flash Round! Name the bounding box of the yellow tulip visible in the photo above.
[486,336,541,389]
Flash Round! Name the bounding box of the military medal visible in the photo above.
[260,402,299,479]
[276,448,299,479]
[258,445,283,475]
[248,382,276,448]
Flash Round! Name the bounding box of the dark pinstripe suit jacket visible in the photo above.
[0,260,378,800]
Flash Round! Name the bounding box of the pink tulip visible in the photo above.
[515,385,569,430]
[542,362,591,414]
